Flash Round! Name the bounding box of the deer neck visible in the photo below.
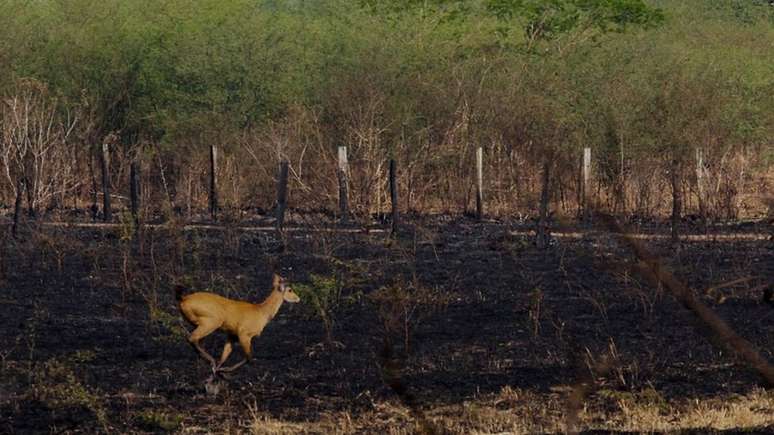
[260,289,285,320]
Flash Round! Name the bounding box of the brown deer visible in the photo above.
[176,274,300,375]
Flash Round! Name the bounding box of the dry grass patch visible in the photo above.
[590,388,774,432]
[231,388,773,434]
[245,401,416,435]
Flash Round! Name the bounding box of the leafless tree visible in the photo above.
[1,79,78,222]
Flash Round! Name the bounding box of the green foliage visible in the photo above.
[136,410,183,432]
[655,0,774,25]
[369,280,450,353]
[0,0,771,193]
[0,0,310,141]
[293,274,343,344]
[358,0,473,22]
[31,356,109,428]
[149,307,188,343]
[528,287,543,337]
[118,211,137,242]
[486,0,664,43]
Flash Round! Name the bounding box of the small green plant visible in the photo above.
[136,409,184,432]
[67,350,98,364]
[294,274,343,346]
[31,230,70,274]
[118,210,137,242]
[149,305,188,343]
[31,356,109,430]
[24,303,49,375]
[118,211,139,298]
[529,287,543,338]
[370,278,450,354]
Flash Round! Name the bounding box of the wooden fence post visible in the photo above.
[209,144,218,221]
[582,147,591,219]
[89,152,98,222]
[338,146,349,222]
[696,148,706,220]
[390,159,398,236]
[101,142,111,222]
[130,158,140,229]
[476,146,483,220]
[276,160,289,233]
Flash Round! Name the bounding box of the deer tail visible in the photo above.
[174,285,187,302]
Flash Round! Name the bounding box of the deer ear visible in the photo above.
[272,273,281,288]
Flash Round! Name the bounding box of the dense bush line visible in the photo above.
[0,0,772,221]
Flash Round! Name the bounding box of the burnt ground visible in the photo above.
[0,215,772,433]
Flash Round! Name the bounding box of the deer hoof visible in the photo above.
[204,377,222,396]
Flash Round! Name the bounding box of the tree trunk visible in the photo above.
[276,160,289,233]
[536,160,551,250]
[130,159,140,229]
[101,143,111,222]
[24,175,35,219]
[390,159,399,236]
[22,152,35,218]
[671,160,682,244]
[12,178,23,238]
[89,151,99,222]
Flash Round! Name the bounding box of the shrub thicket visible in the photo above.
[0,0,771,220]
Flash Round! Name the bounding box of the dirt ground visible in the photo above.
[0,214,772,434]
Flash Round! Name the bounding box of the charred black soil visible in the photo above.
[1,216,772,433]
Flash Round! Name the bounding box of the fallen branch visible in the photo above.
[705,276,756,296]
[598,212,774,386]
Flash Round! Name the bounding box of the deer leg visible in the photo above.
[217,358,248,373]
[188,322,220,368]
[217,334,252,373]
[214,339,234,371]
